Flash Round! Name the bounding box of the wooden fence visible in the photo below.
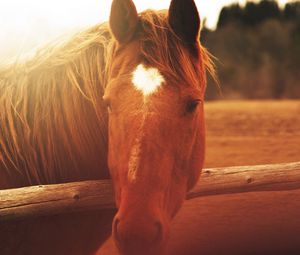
[1,161,300,221]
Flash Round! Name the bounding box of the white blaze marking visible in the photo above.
[132,64,165,96]
[128,114,147,182]
[128,136,142,182]
[128,64,165,182]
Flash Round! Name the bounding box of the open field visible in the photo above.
[205,100,300,167]
[99,100,300,255]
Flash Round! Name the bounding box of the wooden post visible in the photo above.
[1,162,300,221]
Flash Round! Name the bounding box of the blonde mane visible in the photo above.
[0,23,115,185]
[0,10,215,186]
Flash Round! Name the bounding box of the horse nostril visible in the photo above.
[113,217,121,243]
[153,221,163,244]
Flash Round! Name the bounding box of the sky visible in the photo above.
[0,0,292,60]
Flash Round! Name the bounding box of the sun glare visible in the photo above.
[0,0,291,60]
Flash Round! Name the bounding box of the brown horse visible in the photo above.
[0,0,214,254]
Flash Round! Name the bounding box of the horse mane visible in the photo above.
[0,23,115,185]
[0,10,215,186]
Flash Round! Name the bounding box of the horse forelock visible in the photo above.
[137,10,216,95]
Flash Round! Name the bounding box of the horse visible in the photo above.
[0,0,215,254]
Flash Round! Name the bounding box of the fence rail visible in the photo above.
[1,162,300,221]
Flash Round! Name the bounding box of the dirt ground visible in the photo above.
[98,100,300,255]
[204,100,300,168]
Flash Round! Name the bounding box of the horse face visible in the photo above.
[106,1,206,254]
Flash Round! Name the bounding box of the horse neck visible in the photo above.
[0,28,112,189]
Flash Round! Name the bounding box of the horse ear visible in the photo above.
[109,0,139,44]
[168,0,201,45]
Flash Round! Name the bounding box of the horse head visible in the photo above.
[105,0,208,254]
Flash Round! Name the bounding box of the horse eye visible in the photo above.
[186,99,200,114]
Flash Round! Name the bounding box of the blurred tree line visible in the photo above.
[201,0,300,99]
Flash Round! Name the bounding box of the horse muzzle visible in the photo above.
[112,192,169,255]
